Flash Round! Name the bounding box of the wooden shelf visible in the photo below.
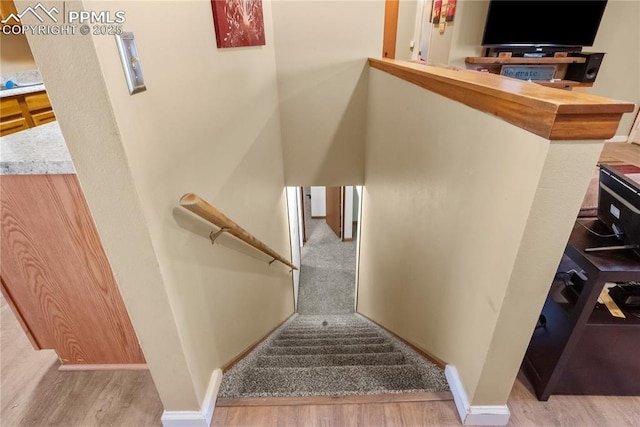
[464,56,593,91]
[535,80,593,89]
[465,57,586,65]
[368,58,633,140]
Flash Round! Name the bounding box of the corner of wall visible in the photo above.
[446,365,510,426]
[161,369,222,427]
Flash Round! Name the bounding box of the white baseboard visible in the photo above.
[605,135,629,143]
[161,369,222,427]
[445,365,510,426]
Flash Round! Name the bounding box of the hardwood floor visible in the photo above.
[0,294,163,426]
[212,370,640,426]
[599,141,640,166]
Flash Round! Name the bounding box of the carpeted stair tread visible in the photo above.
[283,325,375,332]
[265,343,395,356]
[241,365,426,395]
[272,336,386,347]
[218,314,449,398]
[287,319,368,326]
[256,352,406,367]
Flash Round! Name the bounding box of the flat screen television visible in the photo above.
[482,1,608,54]
[596,164,640,257]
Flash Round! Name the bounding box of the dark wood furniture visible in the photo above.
[464,56,595,90]
[523,219,640,400]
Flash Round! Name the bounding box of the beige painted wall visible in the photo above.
[24,0,293,411]
[590,0,640,135]
[395,0,418,62]
[358,68,603,405]
[447,0,487,69]
[0,33,37,73]
[272,0,385,186]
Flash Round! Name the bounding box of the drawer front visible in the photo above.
[25,92,52,112]
[31,110,56,126]
[0,117,29,136]
[0,98,23,119]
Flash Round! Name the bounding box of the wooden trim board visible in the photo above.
[222,313,295,372]
[217,391,453,408]
[368,58,635,140]
[358,312,447,369]
[465,57,586,65]
[58,363,148,371]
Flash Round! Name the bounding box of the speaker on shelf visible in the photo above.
[565,52,606,83]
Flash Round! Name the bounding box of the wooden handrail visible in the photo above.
[180,193,298,270]
[369,58,635,140]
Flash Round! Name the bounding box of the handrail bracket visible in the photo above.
[209,228,230,244]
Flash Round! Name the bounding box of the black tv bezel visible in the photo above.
[597,165,640,256]
[481,0,608,51]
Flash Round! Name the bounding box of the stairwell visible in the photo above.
[218,189,449,400]
[218,314,449,398]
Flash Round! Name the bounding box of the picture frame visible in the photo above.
[210,0,266,48]
[431,0,457,23]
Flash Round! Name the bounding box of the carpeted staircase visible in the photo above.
[218,314,449,398]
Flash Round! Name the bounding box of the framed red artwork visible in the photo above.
[210,0,266,48]
[431,0,457,23]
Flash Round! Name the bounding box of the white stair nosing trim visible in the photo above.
[161,369,223,427]
[445,365,510,426]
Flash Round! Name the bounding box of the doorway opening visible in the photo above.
[286,186,363,314]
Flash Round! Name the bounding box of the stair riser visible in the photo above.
[265,344,394,356]
[288,320,370,326]
[257,352,405,367]
[273,337,386,347]
[242,365,425,395]
[285,324,372,330]
[278,332,380,340]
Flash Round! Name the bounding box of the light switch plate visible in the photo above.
[115,32,146,95]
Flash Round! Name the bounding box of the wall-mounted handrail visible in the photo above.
[180,193,298,271]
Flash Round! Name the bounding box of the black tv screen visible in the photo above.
[482,1,608,48]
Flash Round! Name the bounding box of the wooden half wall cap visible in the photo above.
[368,58,635,141]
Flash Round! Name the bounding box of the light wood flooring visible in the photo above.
[2,142,639,427]
[0,294,163,426]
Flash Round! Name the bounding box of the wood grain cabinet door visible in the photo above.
[326,186,342,238]
[0,174,145,365]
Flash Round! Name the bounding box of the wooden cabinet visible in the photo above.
[0,0,18,24]
[523,219,640,400]
[0,91,56,136]
[0,174,146,367]
[0,98,29,135]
